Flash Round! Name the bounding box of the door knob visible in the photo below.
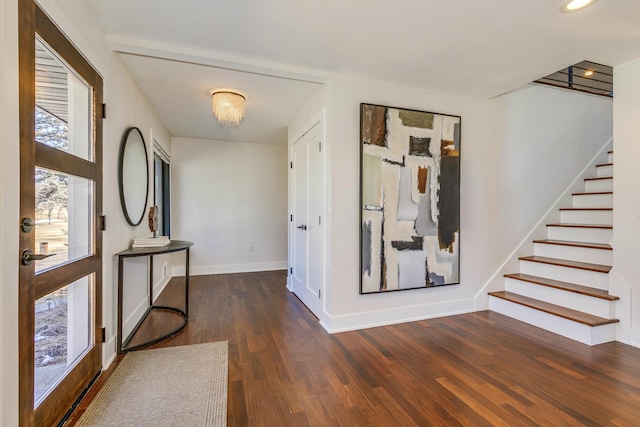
[296,225,307,230]
[21,249,55,266]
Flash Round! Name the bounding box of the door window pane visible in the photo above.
[34,275,94,406]
[35,167,93,273]
[35,37,93,161]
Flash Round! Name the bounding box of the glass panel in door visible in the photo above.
[34,168,93,273]
[35,38,93,161]
[34,274,94,406]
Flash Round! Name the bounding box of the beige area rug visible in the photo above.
[76,342,228,427]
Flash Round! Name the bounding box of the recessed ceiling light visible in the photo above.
[560,0,598,13]
[584,70,594,76]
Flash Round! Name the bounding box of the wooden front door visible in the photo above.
[18,1,103,425]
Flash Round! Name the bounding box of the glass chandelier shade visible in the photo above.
[211,89,246,125]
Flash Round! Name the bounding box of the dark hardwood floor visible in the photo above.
[68,270,640,426]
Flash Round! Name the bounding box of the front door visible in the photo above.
[18,2,103,425]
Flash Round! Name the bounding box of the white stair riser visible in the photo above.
[547,226,612,244]
[597,165,613,177]
[519,261,609,289]
[489,297,616,345]
[585,179,613,192]
[572,193,613,208]
[560,210,612,225]
[505,278,615,318]
[533,243,612,265]
[608,153,613,163]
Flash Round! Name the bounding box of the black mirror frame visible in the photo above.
[118,127,149,226]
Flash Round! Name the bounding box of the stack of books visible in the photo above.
[132,236,170,248]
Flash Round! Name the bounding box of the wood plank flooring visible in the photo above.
[68,271,640,426]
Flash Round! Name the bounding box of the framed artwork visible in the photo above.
[360,103,460,294]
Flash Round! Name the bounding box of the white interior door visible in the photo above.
[291,122,323,317]
[292,137,308,299]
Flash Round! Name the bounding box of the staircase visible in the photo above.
[489,150,619,345]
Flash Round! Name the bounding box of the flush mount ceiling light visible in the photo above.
[584,70,595,76]
[210,89,247,125]
[560,0,598,13]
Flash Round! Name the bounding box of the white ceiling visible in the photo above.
[119,54,320,145]
[84,0,640,144]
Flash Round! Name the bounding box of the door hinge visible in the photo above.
[319,216,321,226]
[99,215,106,231]
[290,162,293,169]
[290,267,293,274]
[101,103,107,119]
[290,214,293,222]
[319,141,322,152]
[318,289,321,299]
[100,327,106,343]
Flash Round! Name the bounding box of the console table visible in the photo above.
[116,240,193,354]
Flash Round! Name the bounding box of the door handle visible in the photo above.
[21,249,55,266]
[296,225,307,230]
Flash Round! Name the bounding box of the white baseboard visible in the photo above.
[102,336,117,370]
[631,328,640,349]
[122,297,148,339]
[152,275,171,303]
[173,261,287,276]
[321,298,476,334]
[609,271,632,344]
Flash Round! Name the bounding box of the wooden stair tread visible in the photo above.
[546,223,612,229]
[504,273,619,300]
[596,163,613,167]
[584,177,613,181]
[559,207,612,211]
[488,291,619,327]
[572,191,612,196]
[532,239,612,250]
[519,256,611,273]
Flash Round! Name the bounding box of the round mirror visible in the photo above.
[118,127,149,226]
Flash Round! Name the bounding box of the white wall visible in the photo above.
[0,0,19,424]
[171,137,288,275]
[288,86,330,139]
[326,76,485,332]
[1,0,172,423]
[612,56,640,347]
[323,77,613,332]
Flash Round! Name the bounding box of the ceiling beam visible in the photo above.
[106,34,331,85]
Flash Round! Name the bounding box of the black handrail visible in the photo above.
[534,60,613,97]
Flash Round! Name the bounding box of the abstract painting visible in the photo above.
[360,103,460,294]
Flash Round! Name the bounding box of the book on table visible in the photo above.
[132,236,170,248]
